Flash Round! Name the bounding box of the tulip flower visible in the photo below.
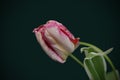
[33,20,79,63]
[33,20,119,80]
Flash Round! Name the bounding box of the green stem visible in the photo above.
[80,41,118,80]
[80,42,103,53]
[69,54,84,68]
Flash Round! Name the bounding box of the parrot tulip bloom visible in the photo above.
[33,20,79,63]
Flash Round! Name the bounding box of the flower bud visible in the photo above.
[33,20,79,63]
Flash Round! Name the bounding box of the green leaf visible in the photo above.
[81,47,97,54]
[102,48,113,55]
[81,47,114,80]
[106,70,120,80]
[81,47,98,58]
[84,54,107,80]
[81,47,113,56]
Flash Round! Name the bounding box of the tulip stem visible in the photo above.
[69,54,84,68]
[80,41,118,80]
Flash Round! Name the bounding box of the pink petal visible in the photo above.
[46,26,75,53]
[34,30,65,63]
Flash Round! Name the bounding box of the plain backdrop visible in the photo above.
[0,0,120,80]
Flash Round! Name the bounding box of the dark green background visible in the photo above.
[1,0,120,80]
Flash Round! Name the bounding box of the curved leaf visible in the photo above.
[84,55,107,80]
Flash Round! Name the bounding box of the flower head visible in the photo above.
[33,20,79,63]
